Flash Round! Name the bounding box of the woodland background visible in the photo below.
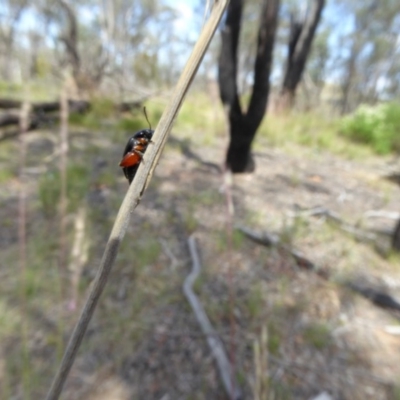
[0,0,400,399]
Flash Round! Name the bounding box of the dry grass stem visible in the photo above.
[253,326,269,400]
[45,2,229,399]
[59,89,69,298]
[68,207,89,310]
[18,101,31,398]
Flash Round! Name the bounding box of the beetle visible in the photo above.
[119,108,154,184]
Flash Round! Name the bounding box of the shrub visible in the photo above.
[341,102,400,154]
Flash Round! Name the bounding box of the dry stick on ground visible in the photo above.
[237,225,323,275]
[363,210,400,220]
[238,225,400,312]
[45,2,229,399]
[287,206,377,242]
[183,235,242,400]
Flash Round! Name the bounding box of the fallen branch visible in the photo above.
[0,98,141,132]
[238,224,400,313]
[183,235,242,400]
[346,281,400,312]
[288,206,377,242]
[236,224,324,276]
[0,98,89,113]
[363,210,400,220]
[45,2,229,399]
[0,98,145,114]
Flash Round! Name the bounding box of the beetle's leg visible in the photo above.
[133,149,144,157]
[133,149,145,164]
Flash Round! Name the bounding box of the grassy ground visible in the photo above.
[0,92,400,399]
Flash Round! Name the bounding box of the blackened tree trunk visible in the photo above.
[393,218,400,252]
[218,0,280,173]
[280,0,325,110]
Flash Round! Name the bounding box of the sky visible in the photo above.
[11,0,359,85]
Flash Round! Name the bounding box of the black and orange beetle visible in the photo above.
[119,108,154,184]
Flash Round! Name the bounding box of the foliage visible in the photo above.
[341,102,400,154]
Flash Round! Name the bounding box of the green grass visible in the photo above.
[172,92,225,144]
[0,167,14,183]
[215,230,245,251]
[246,282,264,319]
[257,111,374,159]
[341,102,400,154]
[303,322,332,349]
[0,79,60,101]
[38,163,90,217]
[393,384,400,400]
[267,323,282,355]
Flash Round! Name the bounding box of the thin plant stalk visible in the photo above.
[59,89,69,300]
[45,2,229,399]
[18,102,31,399]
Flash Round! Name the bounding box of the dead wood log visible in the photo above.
[184,235,242,400]
[0,98,91,113]
[0,98,144,138]
[0,112,43,129]
[0,98,145,136]
[237,224,325,276]
[288,206,377,242]
[0,98,145,114]
[238,224,400,314]
[117,100,144,112]
[0,114,57,141]
[346,281,400,312]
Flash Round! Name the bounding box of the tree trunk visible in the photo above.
[279,0,325,111]
[218,0,280,173]
[393,218,400,252]
[58,1,81,89]
[340,38,360,115]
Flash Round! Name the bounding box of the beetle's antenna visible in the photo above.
[143,107,151,130]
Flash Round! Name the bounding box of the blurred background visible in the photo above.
[1,0,400,399]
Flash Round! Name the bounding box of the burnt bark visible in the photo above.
[218,0,280,173]
[280,0,325,110]
[0,98,143,135]
[0,99,90,116]
[393,218,400,252]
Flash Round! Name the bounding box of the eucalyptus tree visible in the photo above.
[338,0,400,113]
[279,0,325,110]
[218,0,280,173]
[0,0,28,80]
